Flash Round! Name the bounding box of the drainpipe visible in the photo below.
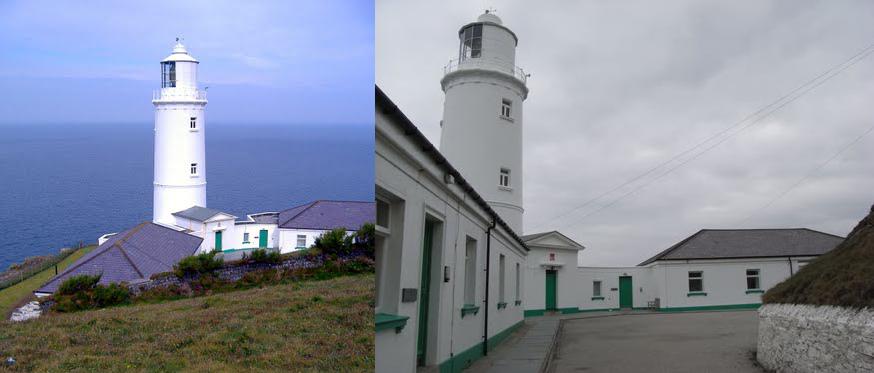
[788,257,794,276]
[483,219,496,356]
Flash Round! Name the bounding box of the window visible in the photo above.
[516,263,522,306]
[296,235,307,248]
[243,232,249,243]
[464,237,477,305]
[501,99,512,118]
[593,281,602,297]
[190,117,197,129]
[499,168,510,188]
[161,61,176,88]
[376,198,390,230]
[498,254,506,304]
[190,163,198,175]
[688,271,703,292]
[746,269,760,290]
[459,24,483,61]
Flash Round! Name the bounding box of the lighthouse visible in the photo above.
[152,40,208,225]
[439,11,529,232]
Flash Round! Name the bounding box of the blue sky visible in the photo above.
[0,0,373,125]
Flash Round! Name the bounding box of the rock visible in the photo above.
[9,301,42,322]
[5,357,14,366]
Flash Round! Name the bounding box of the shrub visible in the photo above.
[247,249,281,264]
[57,274,101,296]
[174,251,224,277]
[314,228,353,256]
[354,223,375,257]
[51,274,131,312]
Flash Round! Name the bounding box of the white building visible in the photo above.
[152,40,208,226]
[523,228,843,315]
[376,87,527,373]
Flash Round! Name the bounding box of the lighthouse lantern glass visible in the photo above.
[459,24,482,61]
[161,62,176,88]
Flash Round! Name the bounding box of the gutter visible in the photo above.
[483,219,496,356]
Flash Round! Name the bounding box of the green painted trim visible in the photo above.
[497,302,508,310]
[591,296,605,300]
[438,320,523,373]
[659,303,761,313]
[375,313,409,333]
[578,308,616,313]
[524,309,544,317]
[745,289,764,294]
[461,304,480,318]
[687,292,708,297]
[559,307,580,314]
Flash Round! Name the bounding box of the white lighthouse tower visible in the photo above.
[152,40,208,225]
[439,11,529,232]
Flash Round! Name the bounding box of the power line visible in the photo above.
[737,121,874,225]
[528,41,874,232]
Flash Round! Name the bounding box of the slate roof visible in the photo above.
[278,200,374,230]
[172,206,235,222]
[638,228,844,266]
[36,222,203,294]
[236,212,279,225]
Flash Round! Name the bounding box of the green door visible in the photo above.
[215,231,223,251]
[259,229,268,248]
[619,276,633,309]
[545,270,557,310]
[417,221,435,366]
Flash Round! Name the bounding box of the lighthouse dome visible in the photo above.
[477,11,502,25]
[162,40,199,63]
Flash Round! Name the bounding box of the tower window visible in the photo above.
[501,99,512,118]
[459,24,483,61]
[190,117,197,129]
[499,168,510,188]
[190,163,198,175]
[161,61,176,88]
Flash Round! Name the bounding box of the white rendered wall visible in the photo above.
[439,20,527,233]
[524,247,582,312]
[278,229,327,253]
[226,223,277,251]
[576,267,656,310]
[376,108,527,373]
[153,58,207,226]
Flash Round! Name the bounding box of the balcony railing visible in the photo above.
[444,57,528,85]
[152,87,208,101]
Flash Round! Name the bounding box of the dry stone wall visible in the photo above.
[757,303,874,372]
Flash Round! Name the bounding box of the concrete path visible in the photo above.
[551,310,765,373]
[465,315,562,373]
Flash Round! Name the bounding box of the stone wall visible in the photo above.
[757,303,874,372]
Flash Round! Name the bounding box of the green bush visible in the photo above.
[246,249,281,264]
[314,228,354,256]
[51,274,131,312]
[174,251,224,277]
[354,223,375,257]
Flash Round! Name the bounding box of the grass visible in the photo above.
[0,273,374,372]
[764,204,874,308]
[0,245,96,316]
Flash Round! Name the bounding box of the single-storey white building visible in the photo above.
[375,87,528,373]
[523,228,844,315]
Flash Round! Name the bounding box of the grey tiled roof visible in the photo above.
[172,206,234,222]
[236,212,279,225]
[36,222,203,294]
[638,228,844,266]
[278,200,374,230]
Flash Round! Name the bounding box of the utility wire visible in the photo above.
[528,42,874,232]
[737,121,874,225]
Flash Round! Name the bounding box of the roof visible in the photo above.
[638,228,845,266]
[522,231,585,251]
[36,222,203,294]
[278,200,374,230]
[172,206,235,222]
[376,86,528,251]
[162,41,199,63]
[236,212,279,225]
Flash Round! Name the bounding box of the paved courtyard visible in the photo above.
[551,310,764,373]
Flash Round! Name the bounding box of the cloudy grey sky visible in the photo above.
[377,0,874,266]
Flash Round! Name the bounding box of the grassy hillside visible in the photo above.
[0,245,96,316]
[764,205,873,308]
[0,274,373,372]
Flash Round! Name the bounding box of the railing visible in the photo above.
[152,87,208,101]
[444,57,528,85]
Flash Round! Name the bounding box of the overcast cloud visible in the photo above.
[377,0,874,266]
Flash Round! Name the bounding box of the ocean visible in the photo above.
[0,123,374,270]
